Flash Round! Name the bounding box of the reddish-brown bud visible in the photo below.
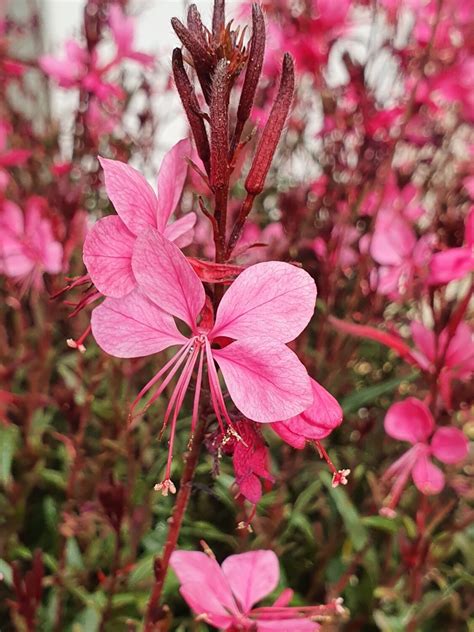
[187,4,209,47]
[172,48,211,174]
[235,4,265,132]
[171,17,215,103]
[245,53,295,196]
[210,59,230,190]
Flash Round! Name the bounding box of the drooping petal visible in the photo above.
[273,379,343,444]
[163,212,197,247]
[83,216,136,297]
[412,454,445,494]
[384,398,434,444]
[98,156,157,235]
[132,228,205,330]
[271,422,306,449]
[431,427,469,464]
[156,138,191,231]
[90,290,186,358]
[211,262,316,343]
[221,551,279,613]
[170,551,239,623]
[428,248,474,285]
[213,337,312,423]
[0,199,24,235]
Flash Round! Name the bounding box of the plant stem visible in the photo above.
[143,416,207,630]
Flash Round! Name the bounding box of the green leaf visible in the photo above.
[341,373,419,414]
[0,558,13,586]
[362,515,400,533]
[320,471,368,551]
[0,424,19,486]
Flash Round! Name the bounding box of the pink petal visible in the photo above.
[410,321,435,367]
[370,211,415,266]
[211,262,316,343]
[274,378,343,441]
[412,454,445,495]
[0,199,23,234]
[90,290,186,358]
[156,139,191,232]
[132,228,205,330]
[179,584,237,629]
[384,398,434,444]
[213,337,312,423]
[170,551,239,624]
[221,551,279,613]
[98,156,157,235]
[271,423,306,449]
[83,216,136,298]
[431,427,468,464]
[444,323,474,371]
[163,213,197,247]
[428,248,474,285]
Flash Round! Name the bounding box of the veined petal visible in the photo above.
[211,261,316,343]
[98,156,157,234]
[222,551,279,613]
[83,216,136,297]
[170,552,239,622]
[179,584,237,629]
[90,290,186,358]
[271,422,306,449]
[213,337,312,423]
[412,454,445,495]
[163,212,197,247]
[156,138,191,231]
[384,398,434,444]
[132,228,205,330]
[431,427,468,464]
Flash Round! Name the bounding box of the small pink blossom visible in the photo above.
[83,139,195,298]
[382,398,468,515]
[90,230,316,491]
[0,197,63,290]
[370,208,433,297]
[170,549,321,630]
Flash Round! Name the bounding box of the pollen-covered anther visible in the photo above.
[66,338,86,354]
[154,479,177,496]
[332,469,351,488]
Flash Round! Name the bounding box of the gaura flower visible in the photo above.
[83,138,196,298]
[170,549,323,630]
[90,229,316,493]
[370,208,433,298]
[0,197,63,291]
[381,398,468,516]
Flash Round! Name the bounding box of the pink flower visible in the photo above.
[410,321,474,408]
[272,379,343,448]
[382,398,468,516]
[370,208,433,297]
[428,207,474,285]
[0,197,63,290]
[83,139,195,298]
[108,6,154,67]
[170,549,321,630]
[90,230,315,493]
